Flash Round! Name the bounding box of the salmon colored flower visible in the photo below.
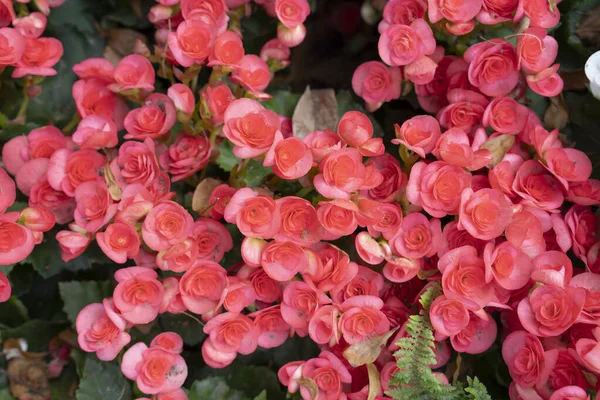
[483,241,532,290]
[0,271,9,302]
[502,330,554,388]
[230,54,272,94]
[179,261,228,315]
[238,265,282,304]
[223,98,280,158]
[281,280,331,335]
[378,0,427,33]
[0,216,35,265]
[339,296,390,344]
[48,149,106,196]
[202,312,259,368]
[516,28,559,75]
[251,305,291,348]
[574,327,600,374]
[544,148,592,191]
[156,238,199,273]
[459,188,513,240]
[97,222,140,264]
[168,19,216,67]
[430,295,470,337]
[566,180,600,206]
[428,0,482,23]
[407,161,472,217]
[317,199,359,239]
[518,285,585,337]
[110,54,155,93]
[435,126,492,170]
[124,93,176,140]
[565,205,598,259]
[18,206,55,233]
[303,130,345,162]
[331,265,383,304]
[392,115,441,158]
[74,180,118,233]
[275,0,310,28]
[383,255,422,283]
[261,240,309,281]
[391,212,441,259]
[477,0,521,24]
[483,96,529,134]
[121,341,187,395]
[378,19,435,67]
[159,277,186,315]
[142,201,194,251]
[200,82,234,125]
[352,61,402,111]
[72,116,118,150]
[167,84,194,117]
[180,0,229,32]
[523,0,560,28]
[307,304,341,345]
[113,267,164,325]
[569,272,600,325]
[438,89,489,132]
[0,168,15,214]
[264,132,313,179]
[12,36,63,78]
[208,31,244,68]
[464,39,519,97]
[0,27,25,66]
[440,246,494,313]
[56,228,91,262]
[72,58,115,83]
[450,313,497,354]
[72,79,128,129]
[191,218,233,262]
[223,277,256,313]
[208,184,236,220]
[527,64,564,97]
[76,299,131,361]
[159,133,211,182]
[275,196,322,246]
[531,250,572,288]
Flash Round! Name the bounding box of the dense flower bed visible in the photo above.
[0,0,599,399]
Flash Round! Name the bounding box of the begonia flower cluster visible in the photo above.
[0,0,598,399]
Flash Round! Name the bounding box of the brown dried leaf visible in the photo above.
[297,377,319,400]
[292,86,338,139]
[131,0,143,20]
[560,70,589,91]
[544,94,569,131]
[480,134,515,167]
[8,358,50,400]
[366,363,381,400]
[192,178,223,214]
[104,29,148,66]
[577,6,600,47]
[343,328,398,368]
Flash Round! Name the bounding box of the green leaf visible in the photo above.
[0,297,28,328]
[59,281,112,325]
[194,365,286,400]
[0,320,68,351]
[0,123,39,142]
[0,389,15,400]
[243,160,272,188]
[76,359,132,400]
[158,313,206,346]
[189,377,248,400]
[262,91,301,117]
[254,391,267,400]
[216,140,239,172]
[28,234,91,278]
[336,90,385,138]
[50,363,78,399]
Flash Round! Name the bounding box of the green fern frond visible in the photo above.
[387,281,493,400]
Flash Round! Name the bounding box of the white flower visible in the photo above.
[585,50,600,99]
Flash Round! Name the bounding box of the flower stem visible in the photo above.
[62,113,81,135]
[16,96,30,120]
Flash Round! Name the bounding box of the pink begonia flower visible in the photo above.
[47,149,106,196]
[477,0,522,24]
[124,93,176,140]
[251,305,292,348]
[464,39,519,97]
[527,64,564,97]
[458,188,513,241]
[339,295,390,344]
[12,37,63,78]
[202,312,259,368]
[337,111,384,156]
[12,12,46,38]
[391,212,441,259]
[230,54,272,94]
[190,218,233,263]
[73,180,118,233]
[428,0,481,23]
[523,0,561,28]
[263,132,313,179]
[72,116,118,150]
[113,267,164,325]
[378,0,427,33]
[222,98,280,158]
[352,61,401,110]
[392,115,440,158]
[482,96,529,134]
[56,229,91,262]
[0,272,10,302]
[0,213,34,265]
[72,79,128,129]
[502,330,556,388]
[438,89,489,132]
[516,27,559,75]
[450,313,497,354]
[72,57,115,83]
[483,241,532,291]
[121,340,187,395]
[569,272,600,326]
[142,201,194,251]
[430,295,470,338]
[168,19,216,67]
[76,299,131,361]
[208,31,244,68]
[518,285,585,337]
[261,240,308,282]
[167,84,195,116]
[179,261,228,315]
[109,54,155,93]
[151,332,184,353]
[281,280,331,336]
[0,168,16,214]
[96,222,141,264]
[378,19,435,67]
[531,250,572,288]
[575,327,600,374]
[0,27,25,66]
[275,196,323,246]
[275,0,310,28]
[303,130,345,163]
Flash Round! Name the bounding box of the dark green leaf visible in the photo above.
[254,391,267,400]
[189,377,248,400]
[50,363,78,399]
[7,264,33,297]
[59,281,112,325]
[159,313,206,346]
[0,320,68,351]
[262,91,301,117]
[0,389,15,400]
[243,160,272,188]
[0,123,39,142]
[194,365,285,400]
[216,140,239,172]
[28,234,91,278]
[76,359,132,400]
[0,297,28,328]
